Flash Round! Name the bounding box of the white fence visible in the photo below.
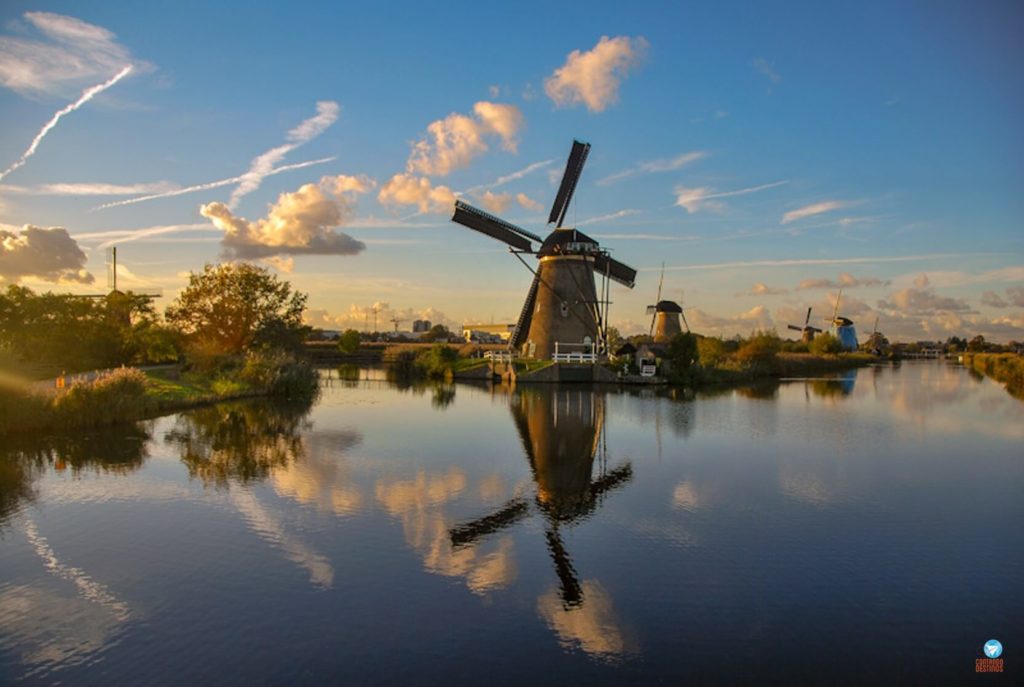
[484,351,515,363]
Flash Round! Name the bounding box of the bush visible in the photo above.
[417,344,458,379]
[240,349,319,399]
[51,368,154,429]
[337,329,361,354]
[734,330,781,369]
[667,332,698,372]
[809,332,844,355]
[697,336,727,367]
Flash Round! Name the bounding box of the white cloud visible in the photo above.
[544,36,648,112]
[688,305,774,337]
[0,66,133,182]
[228,101,340,209]
[515,192,543,212]
[73,222,212,249]
[406,101,523,176]
[781,200,849,224]
[378,174,456,214]
[575,209,641,227]
[748,282,787,296]
[1,181,178,196]
[463,159,555,194]
[796,272,890,290]
[0,225,93,283]
[93,157,335,210]
[478,191,512,214]
[659,253,973,272]
[675,180,788,213]
[752,57,781,85]
[877,285,974,316]
[201,174,368,262]
[981,291,1008,308]
[0,12,148,97]
[597,151,706,186]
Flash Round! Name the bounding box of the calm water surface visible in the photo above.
[1,362,1021,685]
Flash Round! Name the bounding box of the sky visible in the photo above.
[1,0,1022,342]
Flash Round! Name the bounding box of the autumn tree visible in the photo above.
[165,263,308,357]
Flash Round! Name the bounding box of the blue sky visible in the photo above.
[1,1,1022,341]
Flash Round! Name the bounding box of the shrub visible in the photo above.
[51,367,153,429]
[417,344,458,379]
[809,332,844,355]
[337,329,361,354]
[240,349,319,399]
[734,330,781,369]
[697,336,727,367]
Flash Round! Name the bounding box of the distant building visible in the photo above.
[412,319,432,333]
[462,323,516,343]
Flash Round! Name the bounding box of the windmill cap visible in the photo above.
[654,300,683,313]
[538,227,599,256]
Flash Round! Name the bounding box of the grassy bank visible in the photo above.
[962,353,1024,399]
[667,351,874,389]
[1,351,318,436]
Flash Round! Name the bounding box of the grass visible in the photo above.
[963,352,1024,399]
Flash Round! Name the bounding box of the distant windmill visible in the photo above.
[825,289,858,351]
[787,307,823,343]
[450,140,637,359]
[83,246,162,300]
[645,264,688,341]
[865,316,889,355]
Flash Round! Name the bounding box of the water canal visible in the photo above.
[1,362,1021,684]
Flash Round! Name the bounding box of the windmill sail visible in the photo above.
[511,272,541,348]
[548,140,591,228]
[593,254,636,287]
[452,201,539,251]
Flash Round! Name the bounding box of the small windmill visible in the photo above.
[450,140,637,359]
[825,289,858,351]
[449,388,632,607]
[787,307,823,343]
[644,263,685,342]
[865,316,889,355]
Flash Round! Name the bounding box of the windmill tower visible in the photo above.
[451,140,637,360]
[826,289,858,351]
[645,264,685,342]
[787,307,823,343]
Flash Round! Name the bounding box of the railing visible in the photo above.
[552,342,597,364]
[485,351,515,363]
[552,351,597,363]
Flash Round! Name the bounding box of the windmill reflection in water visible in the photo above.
[449,388,632,608]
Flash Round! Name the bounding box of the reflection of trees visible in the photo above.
[431,384,456,409]
[165,398,314,487]
[735,381,780,400]
[809,370,857,399]
[0,424,150,527]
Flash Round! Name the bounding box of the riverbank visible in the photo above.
[962,352,1024,399]
[0,354,318,436]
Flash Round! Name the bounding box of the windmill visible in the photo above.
[643,263,682,342]
[826,289,858,351]
[865,316,889,355]
[82,246,162,324]
[449,387,632,607]
[450,140,637,359]
[787,307,823,343]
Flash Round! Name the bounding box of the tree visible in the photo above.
[420,324,452,342]
[337,329,361,354]
[667,332,699,373]
[809,332,843,355]
[968,335,986,352]
[165,263,307,356]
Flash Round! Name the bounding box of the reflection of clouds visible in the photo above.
[24,519,129,621]
[1,519,132,677]
[271,431,364,516]
[778,472,832,506]
[229,490,334,588]
[537,580,633,658]
[884,364,1024,439]
[672,481,700,512]
[375,469,517,594]
[0,584,124,677]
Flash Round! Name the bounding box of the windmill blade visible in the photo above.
[787,324,804,332]
[449,497,531,548]
[804,307,812,328]
[808,326,823,333]
[593,254,637,288]
[545,524,584,607]
[452,201,540,251]
[680,309,690,333]
[511,272,541,349]
[548,140,591,228]
[588,463,633,500]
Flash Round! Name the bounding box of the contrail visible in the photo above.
[92,157,336,210]
[0,65,133,182]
